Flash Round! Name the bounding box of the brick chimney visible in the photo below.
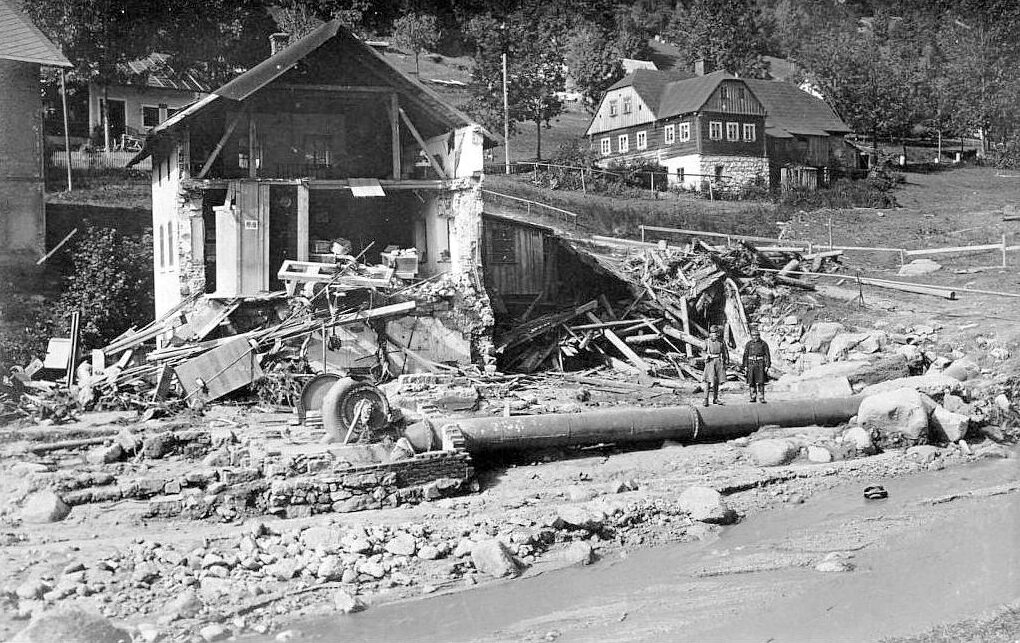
[694,58,713,76]
[270,33,290,56]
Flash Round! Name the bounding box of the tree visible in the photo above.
[393,12,442,76]
[23,0,275,150]
[56,227,154,350]
[465,9,565,160]
[663,0,770,77]
[565,23,625,113]
[795,12,918,145]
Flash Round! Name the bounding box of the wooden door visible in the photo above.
[215,180,269,296]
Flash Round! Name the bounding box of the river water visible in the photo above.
[266,452,1019,642]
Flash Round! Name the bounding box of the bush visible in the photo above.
[776,177,898,210]
[55,226,154,350]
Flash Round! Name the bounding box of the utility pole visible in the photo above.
[502,51,511,175]
[59,69,73,191]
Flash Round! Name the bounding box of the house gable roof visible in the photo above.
[605,69,694,114]
[0,0,70,67]
[743,79,850,136]
[587,70,740,136]
[657,70,737,118]
[133,20,497,165]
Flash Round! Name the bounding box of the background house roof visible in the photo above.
[606,69,694,114]
[0,0,70,67]
[743,79,850,136]
[656,70,736,118]
[117,53,209,92]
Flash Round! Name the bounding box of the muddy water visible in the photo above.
[281,455,1019,643]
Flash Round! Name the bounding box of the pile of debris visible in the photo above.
[2,255,490,427]
[495,239,841,380]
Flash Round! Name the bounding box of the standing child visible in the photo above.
[742,328,772,403]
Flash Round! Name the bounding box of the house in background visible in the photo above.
[585,69,769,190]
[585,66,852,191]
[0,0,71,266]
[88,53,210,151]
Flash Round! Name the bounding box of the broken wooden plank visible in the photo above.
[586,312,652,374]
[624,333,663,345]
[663,325,707,350]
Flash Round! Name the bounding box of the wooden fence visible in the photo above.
[639,224,1018,267]
[48,150,150,172]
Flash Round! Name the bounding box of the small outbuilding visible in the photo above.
[0,0,71,266]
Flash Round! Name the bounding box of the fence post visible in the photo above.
[1003,233,1008,267]
[641,226,646,243]
[650,172,655,198]
[827,216,834,249]
[581,168,586,194]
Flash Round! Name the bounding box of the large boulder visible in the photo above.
[827,332,871,361]
[857,388,929,447]
[942,358,980,382]
[747,439,800,467]
[842,426,876,454]
[787,376,853,398]
[895,344,925,369]
[861,374,964,398]
[11,608,131,643]
[20,491,71,524]
[552,506,605,532]
[929,405,970,443]
[803,322,845,353]
[848,354,909,387]
[470,539,522,578]
[678,486,736,524]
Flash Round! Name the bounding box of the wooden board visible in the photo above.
[174,337,263,401]
[386,316,471,365]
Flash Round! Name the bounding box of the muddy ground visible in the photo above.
[2,167,1020,642]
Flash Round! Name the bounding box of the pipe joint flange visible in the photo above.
[440,423,465,452]
[687,404,703,441]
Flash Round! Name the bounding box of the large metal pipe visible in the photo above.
[407,397,863,454]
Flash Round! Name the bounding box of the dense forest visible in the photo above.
[22,0,1020,152]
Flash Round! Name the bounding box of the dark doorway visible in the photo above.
[101,98,126,145]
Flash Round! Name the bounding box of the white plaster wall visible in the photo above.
[152,147,182,317]
[662,154,704,189]
[424,124,486,179]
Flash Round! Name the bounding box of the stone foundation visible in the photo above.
[664,154,769,191]
[55,448,475,521]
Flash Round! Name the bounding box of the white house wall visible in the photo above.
[88,83,206,136]
[423,124,486,179]
[585,86,655,136]
[152,146,183,317]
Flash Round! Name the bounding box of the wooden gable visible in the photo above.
[701,79,765,116]
[586,86,656,136]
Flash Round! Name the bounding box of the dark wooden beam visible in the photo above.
[390,93,401,180]
[398,107,447,180]
[197,110,244,179]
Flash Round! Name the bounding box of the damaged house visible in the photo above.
[130,21,499,370]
